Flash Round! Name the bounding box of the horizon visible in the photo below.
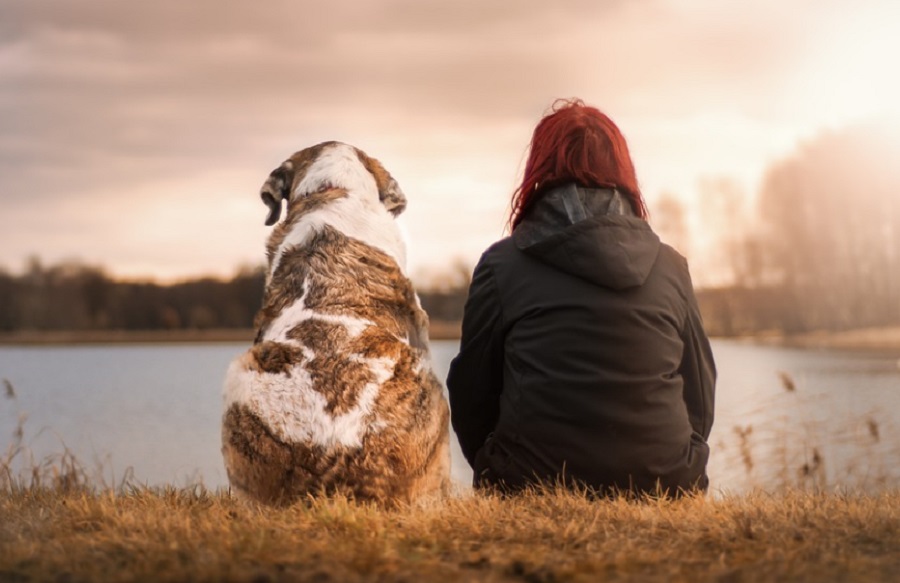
[3,0,900,287]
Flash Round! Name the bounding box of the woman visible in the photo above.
[446,99,716,496]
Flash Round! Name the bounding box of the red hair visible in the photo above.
[509,98,647,229]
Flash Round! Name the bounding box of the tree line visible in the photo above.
[0,260,266,332]
[0,259,467,333]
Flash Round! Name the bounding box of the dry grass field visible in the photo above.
[2,462,899,583]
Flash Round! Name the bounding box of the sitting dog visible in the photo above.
[222,141,450,506]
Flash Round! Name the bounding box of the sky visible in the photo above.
[2,0,899,286]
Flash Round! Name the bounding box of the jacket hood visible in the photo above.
[512,183,660,289]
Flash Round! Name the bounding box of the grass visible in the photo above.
[1,482,899,583]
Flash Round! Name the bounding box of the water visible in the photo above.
[1,340,898,494]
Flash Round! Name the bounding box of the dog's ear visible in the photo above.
[357,151,407,216]
[260,160,294,226]
[378,175,407,217]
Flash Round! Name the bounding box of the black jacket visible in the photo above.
[446,183,716,495]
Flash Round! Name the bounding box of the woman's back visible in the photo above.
[449,183,714,494]
[446,99,715,496]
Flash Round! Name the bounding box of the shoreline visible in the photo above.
[1,323,899,353]
[0,321,463,346]
[733,326,900,354]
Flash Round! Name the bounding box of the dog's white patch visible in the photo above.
[224,358,388,449]
[263,282,373,343]
[223,276,397,449]
[292,144,374,201]
[266,144,407,283]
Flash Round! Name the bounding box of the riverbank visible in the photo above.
[0,328,255,345]
[2,324,899,353]
[749,326,900,353]
[1,485,898,583]
[0,321,463,346]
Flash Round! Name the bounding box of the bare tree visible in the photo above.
[755,122,900,331]
[652,192,691,257]
[697,177,758,287]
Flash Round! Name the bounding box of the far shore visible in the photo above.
[0,321,464,346]
[733,325,900,353]
[1,323,900,353]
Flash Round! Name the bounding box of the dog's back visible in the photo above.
[222,142,449,506]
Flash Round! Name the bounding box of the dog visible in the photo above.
[221,141,450,506]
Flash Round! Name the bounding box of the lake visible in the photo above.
[1,339,899,494]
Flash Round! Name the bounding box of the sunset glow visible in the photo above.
[1,0,898,285]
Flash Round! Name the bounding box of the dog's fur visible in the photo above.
[221,142,450,506]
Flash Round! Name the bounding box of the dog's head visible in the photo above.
[260,141,407,226]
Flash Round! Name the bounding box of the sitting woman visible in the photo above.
[447,99,716,496]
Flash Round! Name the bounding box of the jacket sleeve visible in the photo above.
[679,284,716,440]
[446,255,505,467]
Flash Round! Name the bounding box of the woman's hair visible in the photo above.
[509,98,647,229]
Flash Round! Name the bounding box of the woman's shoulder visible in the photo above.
[478,236,518,265]
[470,236,543,287]
[656,242,690,271]
[654,242,700,302]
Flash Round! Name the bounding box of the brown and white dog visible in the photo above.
[221,141,450,506]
